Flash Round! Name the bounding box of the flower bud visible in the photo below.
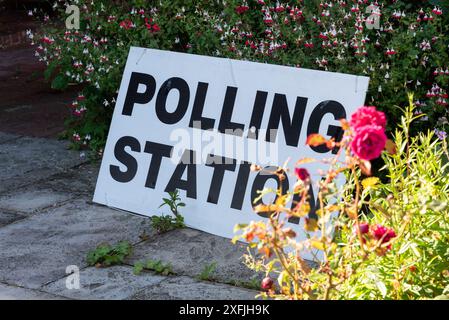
[261,277,274,291]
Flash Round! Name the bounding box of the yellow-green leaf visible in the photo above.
[362,177,380,189]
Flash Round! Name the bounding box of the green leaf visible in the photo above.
[44,62,57,80]
[233,223,248,232]
[134,262,143,274]
[376,281,387,298]
[398,242,412,255]
[51,74,68,90]
[434,295,449,300]
[410,243,421,258]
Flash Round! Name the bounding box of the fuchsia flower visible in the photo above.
[152,23,160,32]
[386,48,397,56]
[263,13,273,25]
[274,3,285,13]
[351,5,360,13]
[144,18,160,33]
[236,5,249,14]
[41,36,54,45]
[119,19,133,30]
[432,7,443,16]
[304,42,314,49]
[72,133,81,142]
[319,32,328,40]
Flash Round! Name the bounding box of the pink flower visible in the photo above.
[236,5,249,14]
[295,168,310,181]
[41,36,54,45]
[261,277,273,290]
[386,48,397,56]
[355,223,370,235]
[350,106,387,132]
[304,42,314,48]
[119,19,133,30]
[372,225,396,243]
[350,126,387,161]
[432,7,443,16]
[144,18,160,33]
[152,23,160,32]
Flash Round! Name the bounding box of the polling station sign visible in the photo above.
[93,47,369,243]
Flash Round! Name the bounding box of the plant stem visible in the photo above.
[352,165,366,252]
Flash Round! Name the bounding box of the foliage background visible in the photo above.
[31,0,449,152]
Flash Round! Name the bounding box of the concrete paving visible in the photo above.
[0,132,20,144]
[130,276,258,300]
[0,136,85,194]
[128,228,259,284]
[0,133,259,299]
[0,283,68,300]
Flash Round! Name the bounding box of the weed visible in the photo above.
[133,259,174,276]
[151,190,186,234]
[86,241,132,267]
[197,262,217,281]
[228,278,261,291]
[159,189,185,218]
[150,214,185,234]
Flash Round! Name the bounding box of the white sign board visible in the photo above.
[94,47,369,247]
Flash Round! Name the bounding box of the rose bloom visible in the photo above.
[355,222,370,235]
[372,225,396,243]
[350,106,387,132]
[261,277,274,291]
[294,168,310,181]
[350,125,387,161]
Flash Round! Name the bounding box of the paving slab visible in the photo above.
[41,162,100,196]
[0,132,20,144]
[0,211,25,227]
[131,276,258,300]
[129,228,260,285]
[0,198,152,289]
[43,266,257,300]
[0,188,73,214]
[0,282,67,300]
[42,266,166,300]
[0,136,85,194]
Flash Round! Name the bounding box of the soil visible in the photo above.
[0,8,80,138]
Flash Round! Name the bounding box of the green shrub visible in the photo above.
[29,0,449,151]
[234,99,449,300]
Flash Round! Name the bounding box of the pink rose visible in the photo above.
[261,277,274,291]
[350,125,387,161]
[372,225,396,243]
[294,168,310,181]
[350,106,387,132]
[354,222,370,235]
